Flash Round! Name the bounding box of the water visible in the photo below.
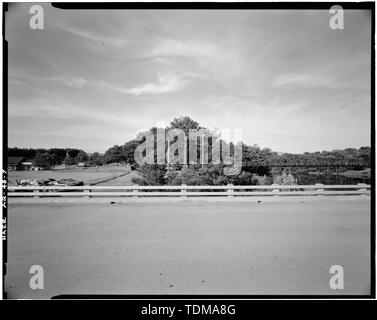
[294,173,371,185]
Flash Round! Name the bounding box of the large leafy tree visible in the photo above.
[75,150,89,163]
[89,152,103,166]
[103,145,124,164]
[169,116,201,136]
[122,139,141,166]
[34,151,54,169]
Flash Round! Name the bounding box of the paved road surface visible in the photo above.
[5,198,370,298]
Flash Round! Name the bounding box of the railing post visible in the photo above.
[357,183,368,196]
[272,184,280,196]
[133,185,139,198]
[181,184,187,198]
[227,184,234,197]
[33,189,39,199]
[84,186,90,199]
[315,183,324,196]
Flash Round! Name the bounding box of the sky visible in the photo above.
[6,4,372,153]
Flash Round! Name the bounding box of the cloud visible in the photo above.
[9,101,131,127]
[274,73,337,88]
[151,38,222,60]
[148,38,238,79]
[48,76,87,88]
[101,72,186,96]
[9,68,88,88]
[64,26,126,46]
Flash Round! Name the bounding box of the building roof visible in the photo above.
[8,156,26,166]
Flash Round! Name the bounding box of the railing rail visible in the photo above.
[7,184,371,198]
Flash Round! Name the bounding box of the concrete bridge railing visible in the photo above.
[7,183,371,198]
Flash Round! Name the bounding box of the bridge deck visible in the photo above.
[5,198,371,298]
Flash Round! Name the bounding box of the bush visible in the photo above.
[132,164,167,186]
[273,171,297,185]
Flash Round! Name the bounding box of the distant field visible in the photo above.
[8,166,131,186]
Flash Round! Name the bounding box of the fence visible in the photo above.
[7,183,371,198]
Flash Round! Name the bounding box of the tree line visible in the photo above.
[102,116,371,186]
[101,117,371,170]
[8,116,371,179]
[8,148,89,169]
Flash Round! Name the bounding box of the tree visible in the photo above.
[75,150,88,163]
[48,148,66,164]
[63,155,75,168]
[122,140,141,166]
[66,149,81,159]
[169,116,201,136]
[8,147,36,159]
[242,144,270,176]
[89,152,103,166]
[358,147,371,167]
[34,151,54,169]
[103,145,124,164]
[274,171,297,185]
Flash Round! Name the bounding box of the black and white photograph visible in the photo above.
[1,2,374,300]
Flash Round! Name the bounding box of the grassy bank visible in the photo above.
[8,166,130,186]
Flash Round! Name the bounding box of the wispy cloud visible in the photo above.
[64,26,126,46]
[149,38,238,79]
[274,73,337,87]
[9,68,88,88]
[274,73,337,88]
[151,38,222,60]
[101,72,186,96]
[9,101,133,127]
[48,76,87,88]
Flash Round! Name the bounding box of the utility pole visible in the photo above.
[167,138,170,172]
[184,135,188,168]
[201,130,204,168]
